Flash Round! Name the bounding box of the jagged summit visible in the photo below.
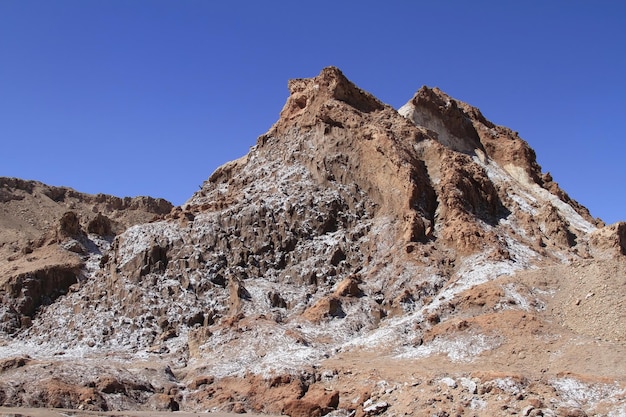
[188,67,597,257]
[400,85,487,155]
[1,67,625,416]
[272,66,386,130]
[399,83,596,225]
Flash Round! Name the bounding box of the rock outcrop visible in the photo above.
[0,67,623,416]
[0,179,173,334]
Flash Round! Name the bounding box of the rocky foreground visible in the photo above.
[1,67,625,416]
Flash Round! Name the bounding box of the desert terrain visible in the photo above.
[1,67,624,416]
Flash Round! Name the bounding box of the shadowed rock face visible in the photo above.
[0,67,624,416]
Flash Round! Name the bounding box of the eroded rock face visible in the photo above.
[0,177,173,248]
[0,67,623,416]
[58,211,84,238]
[5,264,81,317]
[0,179,174,335]
[22,67,604,353]
[22,66,604,371]
[87,213,113,236]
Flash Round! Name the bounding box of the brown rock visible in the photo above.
[58,211,84,238]
[537,204,577,248]
[0,355,31,372]
[2,67,625,416]
[283,399,322,417]
[232,401,247,413]
[96,376,126,394]
[590,221,626,256]
[303,296,345,323]
[268,291,288,308]
[301,385,340,413]
[556,407,587,417]
[334,276,363,297]
[87,213,113,236]
[188,375,215,390]
[148,393,180,411]
[28,378,107,411]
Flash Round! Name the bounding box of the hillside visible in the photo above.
[0,67,624,417]
[0,178,172,335]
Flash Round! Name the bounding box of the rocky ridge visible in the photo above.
[0,178,173,335]
[0,67,624,416]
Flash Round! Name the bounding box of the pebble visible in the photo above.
[440,377,457,389]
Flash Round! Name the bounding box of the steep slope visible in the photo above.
[0,67,624,416]
[0,178,173,335]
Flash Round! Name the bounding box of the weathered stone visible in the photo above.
[148,393,180,411]
[334,277,363,297]
[0,66,622,416]
[87,213,113,236]
[96,376,126,394]
[363,400,389,415]
[58,211,84,238]
[283,399,322,417]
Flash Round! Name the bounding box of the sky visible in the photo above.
[0,1,624,223]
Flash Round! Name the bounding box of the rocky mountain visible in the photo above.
[0,67,625,417]
[0,178,173,335]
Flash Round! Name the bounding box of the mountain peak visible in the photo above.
[399,85,486,154]
[201,68,600,257]
[1,67,624,416]
[399,84,596,226]
[288,66,384,112]
[271,66,386,134]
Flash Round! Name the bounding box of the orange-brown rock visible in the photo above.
[0,67,624,416]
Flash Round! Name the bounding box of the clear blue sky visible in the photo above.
[1,1,624,223]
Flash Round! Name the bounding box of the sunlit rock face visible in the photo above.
[0,67,624,417]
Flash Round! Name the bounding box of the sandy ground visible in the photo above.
[0,407,278,417]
